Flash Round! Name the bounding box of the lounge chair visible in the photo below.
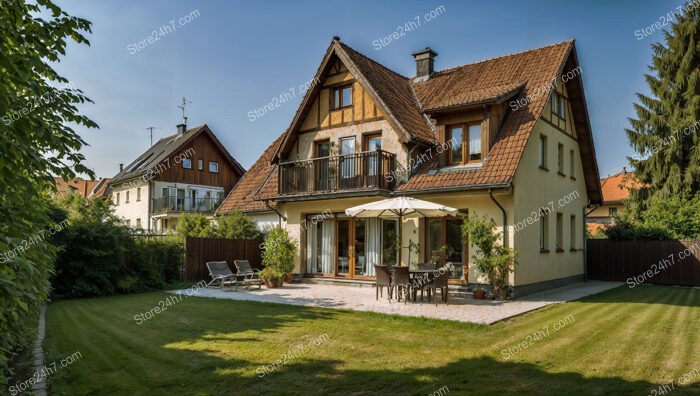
[206,261,237,290]
[233,260,263,290]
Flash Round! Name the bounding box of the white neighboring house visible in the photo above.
[109,122,245,233]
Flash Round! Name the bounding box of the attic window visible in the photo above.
[331,85,353,110]
[447,123,482,165]
[551,92,566,120]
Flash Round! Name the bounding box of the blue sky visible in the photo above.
[54,0,680,179]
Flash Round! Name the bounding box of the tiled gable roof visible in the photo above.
[216,134,284,214]
[601,171,641,203]
[218,38,602,213]
[337,42,435,144]
[400,40,593,193]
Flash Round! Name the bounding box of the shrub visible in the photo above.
[260,227,297,281]
[176,214,217,238]
[51,196,182,297]
[461,213,516,300]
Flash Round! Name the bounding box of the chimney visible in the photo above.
[412,47,438,80]
[622,167,627,176]
[177,116,187,137]
[119,163,124,172]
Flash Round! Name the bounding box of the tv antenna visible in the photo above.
[146,126,157,147]
[177,97,192,123]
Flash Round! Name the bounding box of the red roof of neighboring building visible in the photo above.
[54,177,111,199]
[600,169,641,203]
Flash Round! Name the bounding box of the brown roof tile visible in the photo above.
[216,134,283,214]
[400,40,576,192]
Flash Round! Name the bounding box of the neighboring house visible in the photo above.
[217,37,602,296]
[586,168,640,234]
[110,122,245,233]
[54,177,111,199]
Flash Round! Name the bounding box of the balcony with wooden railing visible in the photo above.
[278,150,396,196]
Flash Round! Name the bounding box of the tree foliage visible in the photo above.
[0,0,95,384]
[604,193,700,240]
[176,212,260,239]
[626,3,700,211]
[461,214,516,300]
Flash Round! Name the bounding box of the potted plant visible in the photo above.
[259,268,285,288]
[473,286,486,299]
[462,213,517,300]
[260,226,297,288]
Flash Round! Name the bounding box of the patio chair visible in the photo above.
[206,261,237,290]
[390,266,412,304]
[425,263,451,306]
[374,265,392,300]
[233,260,263,290]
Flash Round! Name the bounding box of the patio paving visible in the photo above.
[170,280,622,325]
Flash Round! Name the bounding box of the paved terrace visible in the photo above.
[171,281,621,325]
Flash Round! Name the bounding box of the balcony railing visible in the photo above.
[151,197,223,214]
[279,150,396,195]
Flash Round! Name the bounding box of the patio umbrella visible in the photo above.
[345,197,459,266]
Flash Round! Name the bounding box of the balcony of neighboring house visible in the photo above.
[278,150,396,197]
[151,196,224,215]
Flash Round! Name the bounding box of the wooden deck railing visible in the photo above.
[278,150,396,195]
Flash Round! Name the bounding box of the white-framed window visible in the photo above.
[136,187,141,201]
[198,159,203,170]
[540,212,549,251]
[125,191,130,203]
[551,92,566,119]
[556,212,563,251]
[539,135,548,169]
[569,149,575,177]
[136,218,142,228]
[557,143,565,174]
[209,161,219,173]
[182,158,192,169]
[115,192,120,205]
[609,207,618,217]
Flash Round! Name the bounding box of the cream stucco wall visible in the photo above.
[247,211,281,232]
[112,180,150,230]
[588,203,622,218]
[511,118,588,287]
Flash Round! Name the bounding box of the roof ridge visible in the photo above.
[430,39,574,77]
[337,41,409,81]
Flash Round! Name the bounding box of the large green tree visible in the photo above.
[0,0,95,383]
[627,3,700,211]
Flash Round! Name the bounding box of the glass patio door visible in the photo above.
[336,218,351,276]
[339,137,355,189]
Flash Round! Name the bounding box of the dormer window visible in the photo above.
[447,123,482,165]
[331,85,353,109]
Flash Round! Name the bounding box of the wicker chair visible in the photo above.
[426,264,451,306]
[391,266,412,304]
[374,265,392,300]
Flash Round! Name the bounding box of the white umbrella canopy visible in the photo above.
[345,197,459,266]
[345,196,458,218]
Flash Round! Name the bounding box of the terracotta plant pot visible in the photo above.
[263,278,283,288]
[473,289,486,299]
[284,273,294,284]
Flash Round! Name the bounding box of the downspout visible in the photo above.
[488,188,508,248]
[583,200,599,282]
[264,199,286,226]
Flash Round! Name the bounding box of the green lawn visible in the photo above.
[44,285,699,395]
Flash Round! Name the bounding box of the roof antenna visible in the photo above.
[146,126,157,147]
[177,97,192,124]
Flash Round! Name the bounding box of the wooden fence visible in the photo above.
[184,237,263,281]
[587,239,700,286]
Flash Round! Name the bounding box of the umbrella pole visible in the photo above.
[398,214,402,266]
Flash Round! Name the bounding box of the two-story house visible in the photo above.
[111,122,245,233]
[217,37,602,296]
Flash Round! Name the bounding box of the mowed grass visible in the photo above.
[44,285,699,395]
